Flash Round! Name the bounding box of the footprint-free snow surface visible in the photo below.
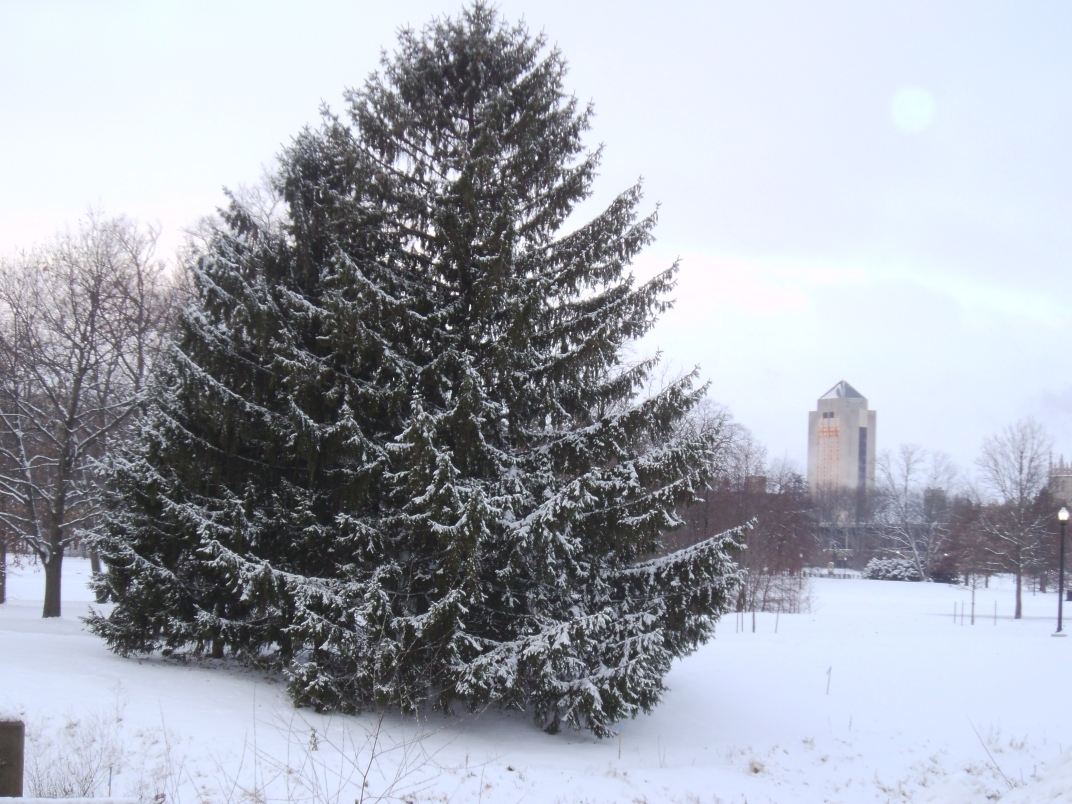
[2,558,1071,803]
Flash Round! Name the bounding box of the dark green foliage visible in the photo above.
[89,3,742,736]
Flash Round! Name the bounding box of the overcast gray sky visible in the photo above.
[2,1,1070,474]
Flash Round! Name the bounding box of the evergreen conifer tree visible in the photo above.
[90,3,743,735]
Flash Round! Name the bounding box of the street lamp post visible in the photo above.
[1058,507,1069,635]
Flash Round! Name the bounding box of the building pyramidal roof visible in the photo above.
[820,380,865,400]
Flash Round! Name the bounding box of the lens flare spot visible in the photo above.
[890,87,936,133]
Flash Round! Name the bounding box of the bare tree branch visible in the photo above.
[975,417,1053,619]
[0,212,174,616]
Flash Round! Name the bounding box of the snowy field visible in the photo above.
[2,558,1072,803]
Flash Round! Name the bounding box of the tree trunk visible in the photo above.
[42,550,63,618]
[1014,570,1022,620]
[0,540,6,605]
[43,486,67,618]
[89,550,109,603]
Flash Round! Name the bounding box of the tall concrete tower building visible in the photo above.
[807,381,876,496]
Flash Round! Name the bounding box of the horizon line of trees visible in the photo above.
[868,417,1064,620]
[4,216,809,618]
[668,413,1067,621]
[0,212,1065,626]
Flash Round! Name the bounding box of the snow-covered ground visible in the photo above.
[2,558,1071,803]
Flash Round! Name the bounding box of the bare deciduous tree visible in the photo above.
[737,455,815,613]
[874,444,959,580]
[673,414,815,613]
[0,213,171,617]
[975,417,1053,619]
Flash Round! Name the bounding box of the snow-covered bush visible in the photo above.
[864,557,923,582]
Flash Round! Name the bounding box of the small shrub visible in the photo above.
[26,712,126,798]
[864,557,922,582]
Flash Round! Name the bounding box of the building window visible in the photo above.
[858,427,868,488]
[818,426,840,488]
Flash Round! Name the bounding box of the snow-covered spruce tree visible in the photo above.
[88,4,742,736]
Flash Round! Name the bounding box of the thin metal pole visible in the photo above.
[1058,520,1066,634]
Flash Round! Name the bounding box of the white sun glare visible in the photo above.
[890,87,937,133]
